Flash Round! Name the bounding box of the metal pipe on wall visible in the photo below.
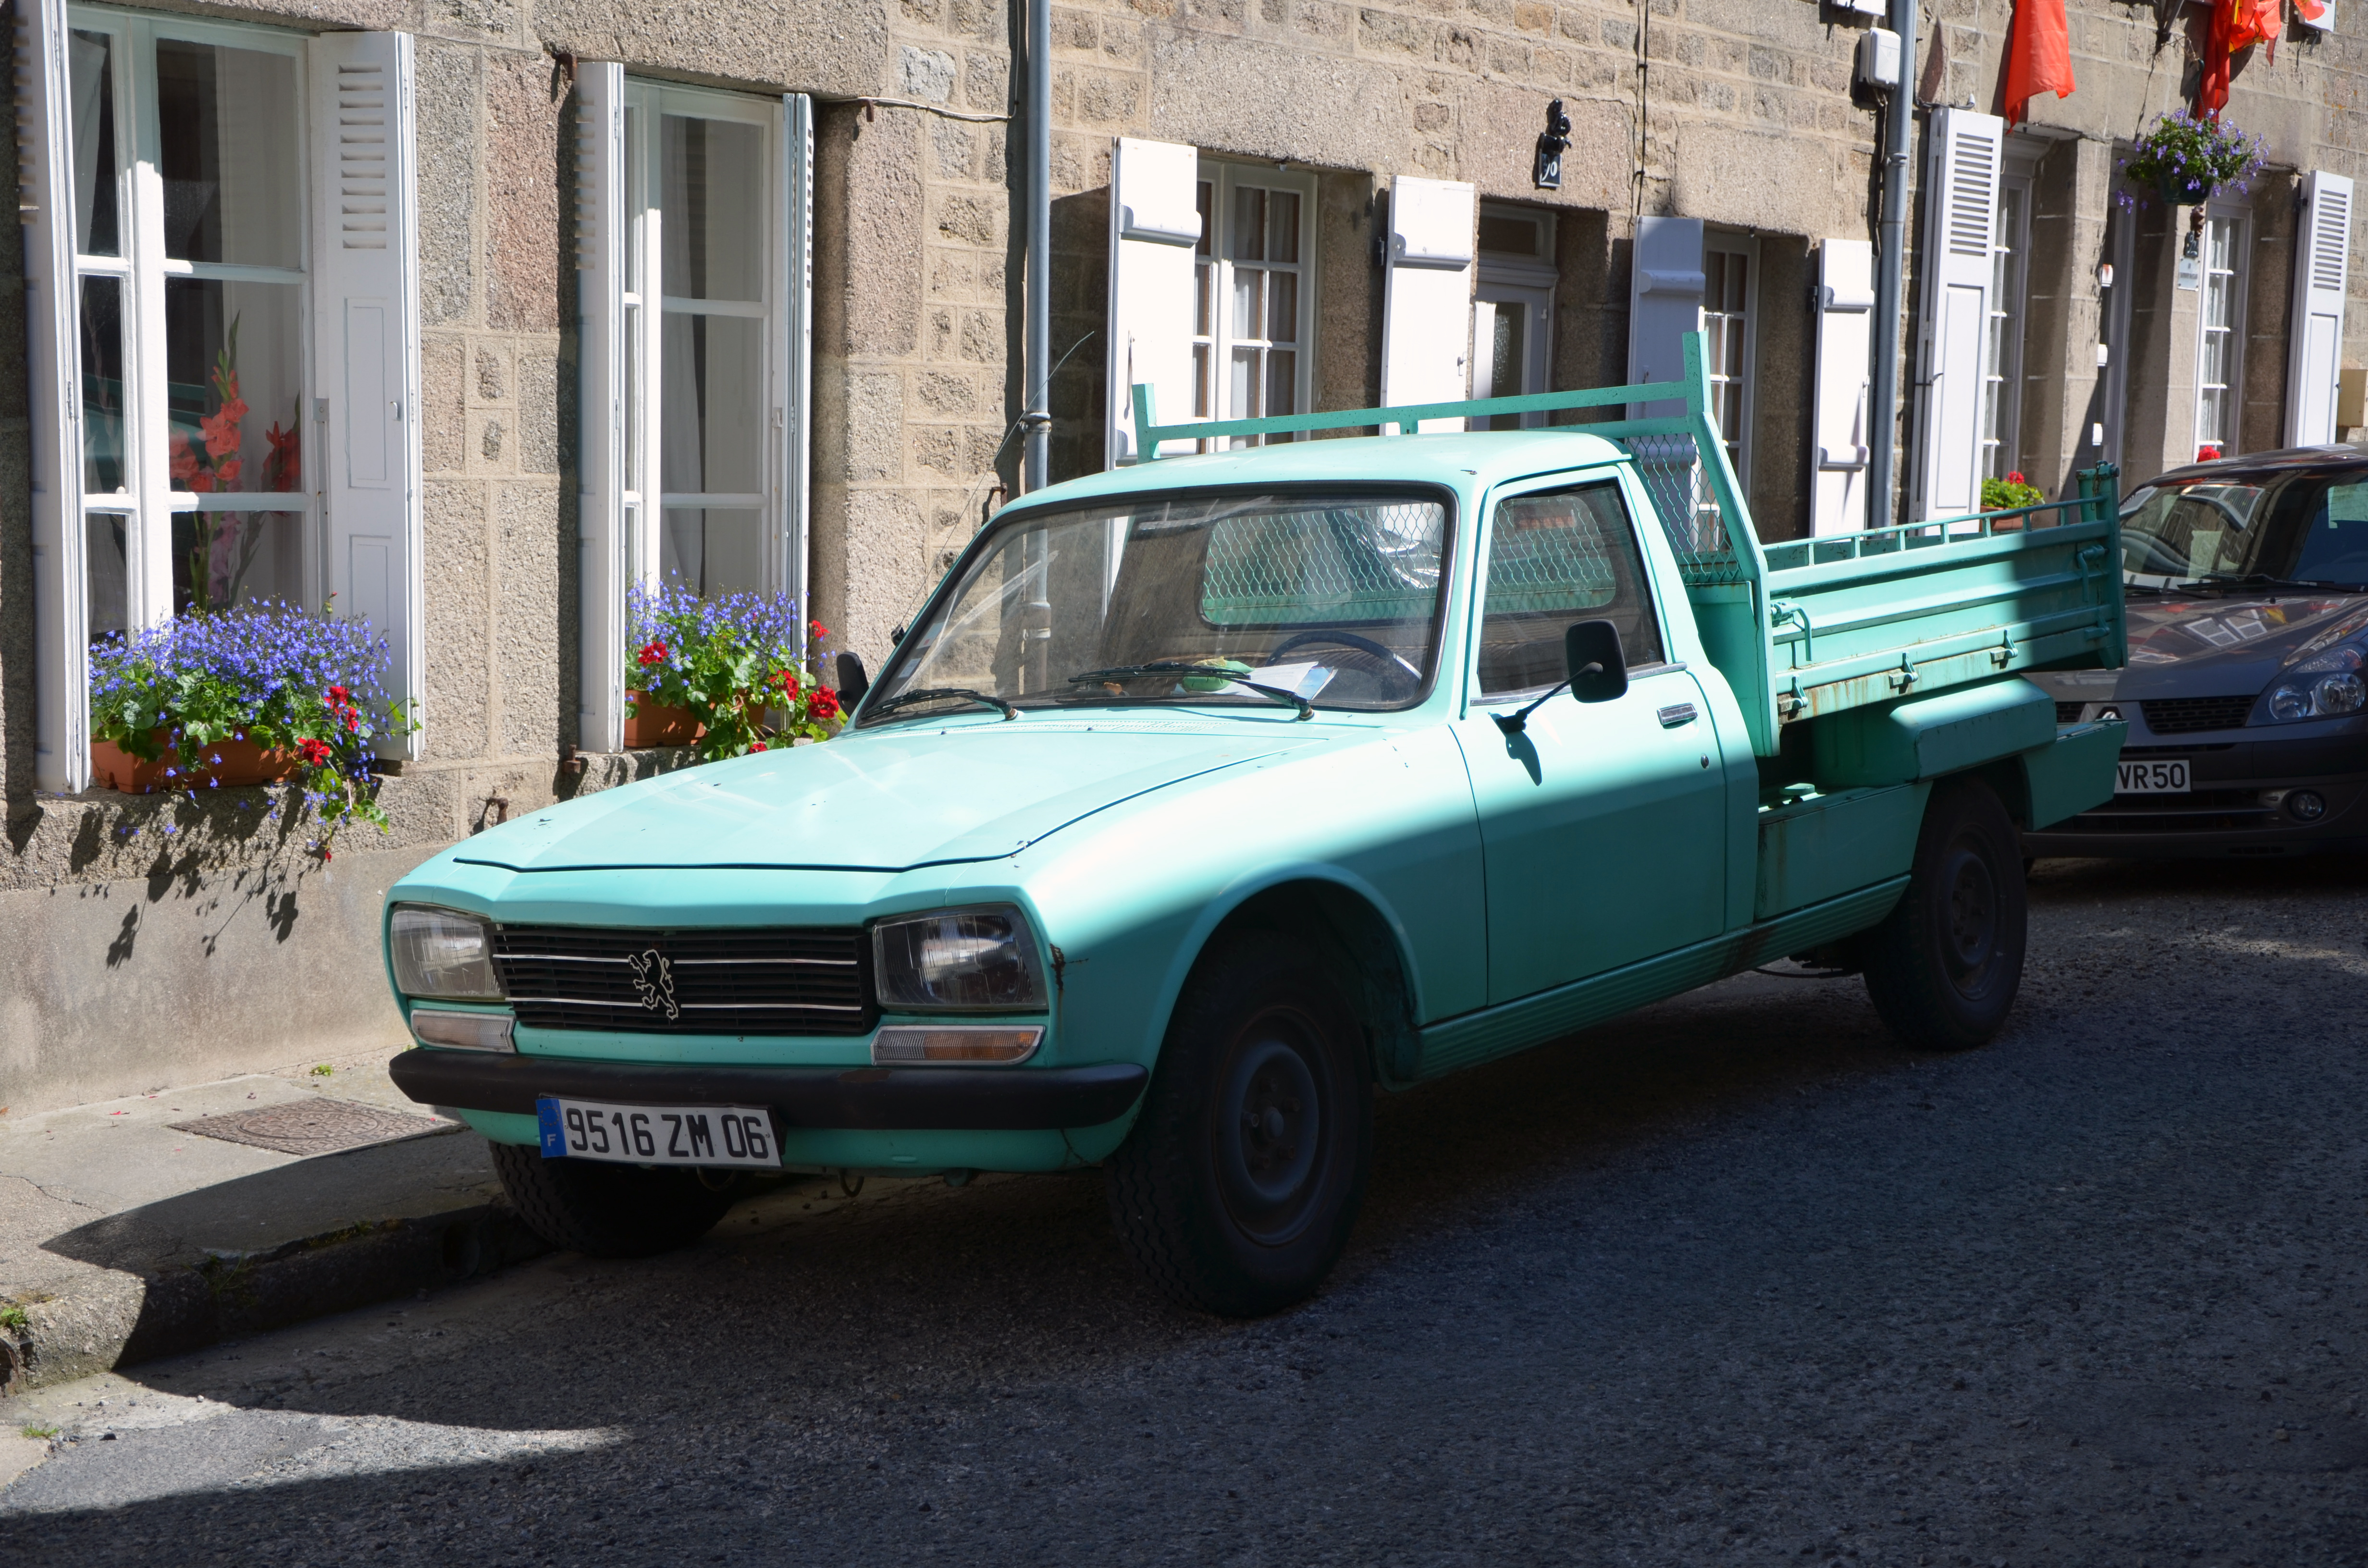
[1020,0,1052,493]
[1867,0,1918,528]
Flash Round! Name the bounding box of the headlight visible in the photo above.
[2261,662,2368,724]
[872,905,1046,1011]
[389,905,504,999]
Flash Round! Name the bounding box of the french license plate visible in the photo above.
[536,1097,779,1168]
[2116,758,2190,794]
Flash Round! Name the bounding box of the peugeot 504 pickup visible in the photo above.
[384,335,2128,1316]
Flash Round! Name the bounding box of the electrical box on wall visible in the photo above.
[1855,28,1902,91]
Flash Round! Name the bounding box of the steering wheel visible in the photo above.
[1267,629,1425,698]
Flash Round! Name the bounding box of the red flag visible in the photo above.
[2003,0,2076,128]
[2196,0,2235,119]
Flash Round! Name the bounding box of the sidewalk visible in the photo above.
[0,1053,550,1395]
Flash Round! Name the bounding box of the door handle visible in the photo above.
[1656,702,1698,727]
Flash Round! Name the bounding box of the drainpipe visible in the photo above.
[1020,0,1052,493]
[1867,0,1918,529]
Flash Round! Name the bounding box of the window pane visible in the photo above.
[660,508,765,597]
[1194,181,1211,257]
[1231,184,1265,262]
[85,514,129,645]
[1229,346,1256,421]
[79,276,126,493]
[661,115,764,303]
[1265,348,1295,418]
[1724,253,1748,313]
[660,312,765,494]
[1486,304,1524,429]
[1478,483,1664,696]
[2197,387,2225,446]
[69,30,119,257]
[1266,270,1297,344]
[1194,259,1211,336]
[622,303,639,489]
[165,279,305,497]
[1192,343,1210,418]
[173,509,305,615]
[156,39,301,267]
[1231,269,1261,341]
[1266,190,1299,264]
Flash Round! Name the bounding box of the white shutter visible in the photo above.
[1626,216,1704,420]
[575,62,626,752]
[1811,238,1876,536]
[2285,170,2353,448]
[310,31,423,757]
[1912,107,2003,521]
[1381,176,1475,432]
[1104,136,1199,463]
[782,94,814,611]
[19,0,87,791]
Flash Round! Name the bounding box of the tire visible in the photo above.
[1104,933,1373,1318]
[1860,777,2028,1051]
[490,1139,745,1259]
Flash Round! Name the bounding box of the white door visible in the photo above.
[1381,176,1475,432]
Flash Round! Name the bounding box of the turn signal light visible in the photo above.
[871,1026,1043,1066]
[411,1008,517,1053]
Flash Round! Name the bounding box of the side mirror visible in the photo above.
[1565,619,1628,704]
[835,651,870,708]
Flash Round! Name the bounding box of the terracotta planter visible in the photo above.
[91,732,304,793]
[624,698,703,748]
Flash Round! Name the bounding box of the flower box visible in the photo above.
[623,698,703,748]
[92,732,303,793]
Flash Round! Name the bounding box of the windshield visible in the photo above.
[2122,471,2368,588]
[863,489,1454,723]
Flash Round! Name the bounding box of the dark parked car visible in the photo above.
[2027,445,2368,858]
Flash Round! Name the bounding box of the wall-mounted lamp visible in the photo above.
[1534,98,1570,190]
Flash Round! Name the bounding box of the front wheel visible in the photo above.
[1860,778,2028,1051]
[1104,934,1372,1318]
[491,1140,745,1258]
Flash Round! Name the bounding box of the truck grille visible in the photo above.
[2142,696,2255,734]
[492,926,875,1037]
[2055,702,2085,723]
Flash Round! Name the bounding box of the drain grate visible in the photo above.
[172,1097,452,1156]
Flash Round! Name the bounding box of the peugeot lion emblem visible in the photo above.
[627,948,679,1021]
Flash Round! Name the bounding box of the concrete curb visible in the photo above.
[1,1201,551,1396]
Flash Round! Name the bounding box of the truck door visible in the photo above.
[1451,476,1729,1004]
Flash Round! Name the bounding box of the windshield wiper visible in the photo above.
[861,686,1019,725]
[2183,573,2357,594]
[1066,663,1314,721]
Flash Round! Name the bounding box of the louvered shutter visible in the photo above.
[18,0,86,789]
[1381,176,1475,432]
[1105,137,1199,462]
[2285,170,2353,448]
[310,31,423,757]
[781,94,814,611]
[1912,108,2003,521]
[575,62,626,751]
[1811,238,1876,536]
[1626,216,1705,420]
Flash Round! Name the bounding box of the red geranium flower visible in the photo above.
[296,738,332,766]
[808,686,841,721]
[2006,470,2026,486]
[2197,444,2223,462]
[750,742,768,753]
[328,685,350,705]
[809,620,829,639]
[637,640,669,667]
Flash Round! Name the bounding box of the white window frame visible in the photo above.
[1980,159,2036,481]
[1701,229,1759,490]
[2191,201,2251,461]
[1472,201,1555,430]
[621,80,799,597]
[1190,159,1316,447]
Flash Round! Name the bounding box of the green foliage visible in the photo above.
[626,585,840,762]
[2121,111,2265,207]
[1982,474,2046,513]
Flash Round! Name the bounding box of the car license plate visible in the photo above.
[2116,758,2190,794]
[536,1097,780,1168]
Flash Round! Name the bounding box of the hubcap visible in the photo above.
[1213,1022,1325,1243]
[1938,836,1998,990]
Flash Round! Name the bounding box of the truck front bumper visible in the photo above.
[390,1047,1149,1131]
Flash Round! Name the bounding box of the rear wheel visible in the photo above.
[1105,934,1372,1318]
[1860,778,2028,1051]
[491,1140,745,1258]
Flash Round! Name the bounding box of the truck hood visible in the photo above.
[453,719,1323,873]
[2033,589,2368,699]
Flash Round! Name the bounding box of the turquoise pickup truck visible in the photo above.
[385,335,2125,1316]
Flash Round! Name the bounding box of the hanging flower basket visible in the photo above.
[2120,110,2265,213]
[624,584,839,762]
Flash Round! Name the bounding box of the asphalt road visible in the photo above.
[6,855,2368,1566]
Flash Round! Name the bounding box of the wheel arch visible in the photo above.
[1154,870,1427,1090]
